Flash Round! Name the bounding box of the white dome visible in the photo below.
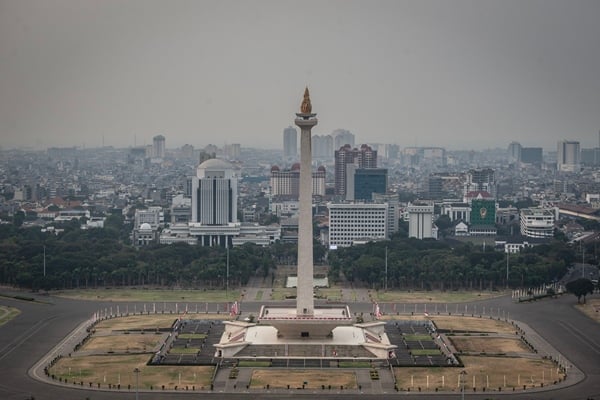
[139,223,152,230]
[197,158,235,179]
[198,158,233,169]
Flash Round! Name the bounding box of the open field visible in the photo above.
[83,334,163,353]
[94,314,229,333]
[250,369,357,389]
[48,354,214,389]
[0,305,20,326]
[375,290,507,303]
[429,315,517,334]
[53,288,240,302]
[395,357,564,390]
[450,337,529,354]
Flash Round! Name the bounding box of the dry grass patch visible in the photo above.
[430,315,516,334]
[375,290,506,303]
[395,356,564,391]
[576,299,600,323]
[250,369,357,389]
[95,314,227,332]
[83,334,163,353]
[450,337,529,354]
[48,355,214,389]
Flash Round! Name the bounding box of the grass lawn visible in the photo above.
[0,305,20,326]
[410,349,442,356]
[94,314,228,333]
[374,290,507,303]
[52,288,240,302]
[450,337,530,354]
[270,288,297,300]
[48,354,214,389]
[83,334,162,353]
[395,357,564,391]
[250,369,357,389]
[403,334,432,341]
[178,333,207,339]
[429,315,517,334]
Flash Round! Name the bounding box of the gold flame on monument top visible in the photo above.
[300,87,312,114]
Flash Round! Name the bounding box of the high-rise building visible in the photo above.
[328,203,388,248]
[191,158,237,225]
[557,140,580,172]
[152,134,165,159]
[270,164,326,198]
[334,144,377,196]
[520,147,543,165]
[507,142,522,164]
[520,208,555,238]
[464,168,496,198]
[312,134,333,160]
[283,126,297,160]
[352,168,387,201]
[407,202,434,239]
[332,129,355,149]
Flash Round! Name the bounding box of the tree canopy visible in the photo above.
[565,278,595,304]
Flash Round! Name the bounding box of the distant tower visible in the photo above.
[152,135,166,159]
[294,87,318,316]
[283,126,298,160]
[557,140,581,172]
[334,144,377,196]
[507,142,522,164]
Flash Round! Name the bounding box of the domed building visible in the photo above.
[190,158,239,247]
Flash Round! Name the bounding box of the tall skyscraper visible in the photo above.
[464,168,496,198]
[557,140,581,172]
[334,144,377,196]
[191,158,237,225]
[311,134,333,160]
[152,134,166,159]
[283,126,298,160]
[332,129,355,149]
[507,142,522,164]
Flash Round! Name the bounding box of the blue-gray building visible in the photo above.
[353,168,387,200]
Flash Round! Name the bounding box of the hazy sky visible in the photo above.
[1,0,600,151]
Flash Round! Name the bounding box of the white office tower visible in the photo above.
[191,159,237,225]
[328,203,388,248]
[557,140,581,172]
[407,202,435,239]
[283,126,298,160]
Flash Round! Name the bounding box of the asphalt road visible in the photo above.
[1,290,599,400]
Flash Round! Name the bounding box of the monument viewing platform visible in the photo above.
[258,305,353,338]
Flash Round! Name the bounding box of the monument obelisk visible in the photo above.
[295,87,318,316]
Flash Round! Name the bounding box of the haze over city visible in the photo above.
[1,0,600,151]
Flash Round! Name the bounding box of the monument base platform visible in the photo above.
[257,305,353,338]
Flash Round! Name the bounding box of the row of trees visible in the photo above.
[0,215,594,291]
[328,238,580,290]
[0,219,324,291]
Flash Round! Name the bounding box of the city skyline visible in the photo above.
[1,0,600,151]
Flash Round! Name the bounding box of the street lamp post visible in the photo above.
[226,247,229,300]
[460,370,467,400]
[133,367,140,400]
[384,246,388,291]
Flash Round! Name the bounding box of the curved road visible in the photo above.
[1,290,599,400]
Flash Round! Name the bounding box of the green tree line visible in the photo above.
[328,238,577,290]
